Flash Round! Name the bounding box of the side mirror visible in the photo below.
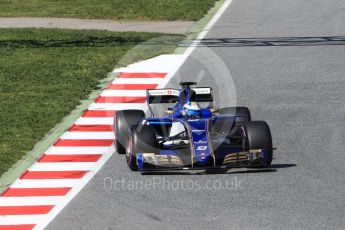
[210,107,219,113]
[164,110,174,115]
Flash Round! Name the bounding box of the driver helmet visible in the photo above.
[183,102,201,119]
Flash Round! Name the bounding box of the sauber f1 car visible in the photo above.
[114,82,273,171]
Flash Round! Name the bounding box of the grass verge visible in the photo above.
[0,28,183,175]
[0,0,218,21]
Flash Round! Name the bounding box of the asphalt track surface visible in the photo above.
[48,0,345,229]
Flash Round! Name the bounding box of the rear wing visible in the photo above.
[194,87,213,102]
[147,87,213,104]
[147,89,179,104]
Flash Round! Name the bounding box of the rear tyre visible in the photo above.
[219,107,251,122]
[242,121,273,166]
[127,125,158,171]
[114,110,145,154]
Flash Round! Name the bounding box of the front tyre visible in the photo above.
[114,110,145,154]
[127,125,158,171]
[243,121,273,166]
[213,107,251,138]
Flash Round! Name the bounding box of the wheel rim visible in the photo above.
[240,126,247,151]
[126,134,132,163]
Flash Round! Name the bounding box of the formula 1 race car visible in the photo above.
[114,82,273,171]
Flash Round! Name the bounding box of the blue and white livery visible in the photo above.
[114,82,273,172]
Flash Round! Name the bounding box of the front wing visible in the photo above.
[136,149,270,171]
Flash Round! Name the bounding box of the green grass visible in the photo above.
[0,28,183,175]
[0,0,218,21]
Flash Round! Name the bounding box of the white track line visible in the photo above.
[112,78,164,84]
[114,54,182,73]
[185,0,233,56]
[151,0,234,89]
[0,215,46,225]
[101,90,147,97]
[0,197,65,206]
[88,103,147,111]
[29,163,95,171]
[11,179,81,188]
[74,117,114,125]
[60,132,114,140]
[45,146,111,155]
